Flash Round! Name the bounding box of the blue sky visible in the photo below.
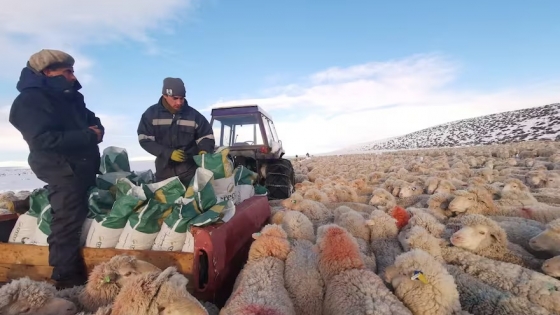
[1,0,559,166]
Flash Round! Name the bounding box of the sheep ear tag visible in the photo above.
[411,270,428,284]
[102,275,112,284]
[252,232,261,240]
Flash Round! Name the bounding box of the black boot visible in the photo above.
[55,272,88,290]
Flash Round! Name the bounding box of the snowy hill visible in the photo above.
[337,103,560,153]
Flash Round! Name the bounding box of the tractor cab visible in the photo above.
[210,104,294,200]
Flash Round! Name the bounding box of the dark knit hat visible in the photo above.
[28,49,75,72]
[162,77,186,97]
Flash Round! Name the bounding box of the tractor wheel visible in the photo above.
[264,158,295,200]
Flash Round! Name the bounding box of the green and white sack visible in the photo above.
[143,176,186,204]
[30,188,53,246]
[81,187,115,246]
[129,169,155,185]
[99,146,131,174]
[185,168,217,212]
[193,147,234,179]
[233,166,257,204]
[115,199,174,250]
[152,197,199,252]
[189,199,235,228]
[8,188,46,244]
[96,171,133,190]
[213,175,237,203]
[85,179,146,248]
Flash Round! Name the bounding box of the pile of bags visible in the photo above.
[7,146,266,253]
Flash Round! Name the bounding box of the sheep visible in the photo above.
[529,218,560,256]
[111,266,208,315]
[448,186,522,217]
[303,188,330,203]
[426,192,454,220]
[384,249,467,315]
[220,224,296,315]
[281,192,333,229]
[323,202,377,214]
[442,246,560,314]
[489,216,549,257]
[280,210,315,242]
[57,254,161,313]
[448,214,544,270]
[314,224,413,315]
[368,188,396,211]
[445,264,553,315]
[542,256,560,278]
[284,239,325,315]
[365,210,404,277]
[494,178,540,207]
[0,277,78,315]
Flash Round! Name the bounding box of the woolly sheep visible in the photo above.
[281,192,333,229]
[58,254,161,313]
[314,224,413,315]
[280,210,315,242]
[442,246,560,314]
[0,277,78,315]
[448,186,522,217]
[398,225,445,262]
[303,188,330,203]
[220,224,296,315]
[384,249,467,315]
[489,216,549,257]
[494,178,540,207]
[365,210,404,277]
[542,256,560,278]
[111,266,208,315]
[529,218,560,256]
[284,239,325,315]
[449,214,544,270]
[445,265,552,315]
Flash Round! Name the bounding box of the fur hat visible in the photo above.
[28,49,75,72]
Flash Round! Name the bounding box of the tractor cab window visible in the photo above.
[262,115,275,145]
[212,114,264,146]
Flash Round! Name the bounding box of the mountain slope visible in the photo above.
[339,103,560,153]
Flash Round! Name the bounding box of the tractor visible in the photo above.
[209,104,295,200]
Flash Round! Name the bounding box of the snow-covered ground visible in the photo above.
[334,103,560,154]
[0,160,155,193]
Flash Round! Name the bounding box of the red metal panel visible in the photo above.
[190,195,271,307]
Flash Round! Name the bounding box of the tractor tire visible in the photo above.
[264,158,295,200]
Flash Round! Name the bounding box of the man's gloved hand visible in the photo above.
[198,150,207,155]
[171,149,186,162]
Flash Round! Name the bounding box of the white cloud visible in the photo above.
[208,54,560,155]
[0,0,197,79]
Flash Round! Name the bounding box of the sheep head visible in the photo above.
[529,218,560,256]
[249,224,291,261]
[502,178,530,193]
[542,256,560,278]
[0,277,77,315]
[434,179,456,195]
[111,267,207,315]
[79,254,161,312]
[365,210,399,239]
[368,188,395,210]
[280,192,303,209]
[424,177,440,194]
[546,173,560,188]
[384,249,461,315]
[449,214,508,254]
[525,171,546,188]
[448,187,494,214]
[398,181,423,198]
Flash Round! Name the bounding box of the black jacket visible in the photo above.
[137,97,215,182]
[9,66,103,185]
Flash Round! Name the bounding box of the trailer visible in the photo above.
[0,195,271,308]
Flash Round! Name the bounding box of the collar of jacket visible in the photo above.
[16,64,82,94]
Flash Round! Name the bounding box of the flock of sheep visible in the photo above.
[2,139,560,314]
[221,140,560,314]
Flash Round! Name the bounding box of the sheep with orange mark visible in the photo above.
[220,224,296,315]
[314,224,412,315]
[333,208,377,272]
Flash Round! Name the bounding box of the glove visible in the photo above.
[198,150,207,155]
[171,149,186,162]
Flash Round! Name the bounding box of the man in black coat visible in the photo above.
[9,49,104,289]
[137,77,215,186]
